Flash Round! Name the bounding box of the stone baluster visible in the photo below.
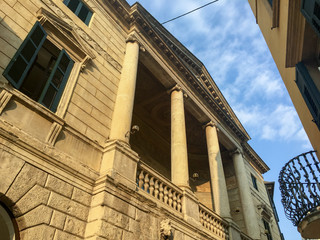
[164,186,169,204]
[173,192,177,210]
[154,180,159,199]
[144,174,149,192]
[159,183,164,201]
[149,177,155,196]
[138,171,144,188]
[168,189,173,207]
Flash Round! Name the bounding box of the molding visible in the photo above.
[0,90,12,115]
[0,119,98,191]
[241,142,270,174]
[46,122,63,146]
[286,0,306,67]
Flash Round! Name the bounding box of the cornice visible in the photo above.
[241,142,270,174]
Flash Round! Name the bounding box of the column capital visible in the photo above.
[126,33,145,51]
[203,121,219,130]
[230,148,243,157]
[167,84,188,98]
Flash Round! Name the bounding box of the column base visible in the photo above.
[100,139,139,190]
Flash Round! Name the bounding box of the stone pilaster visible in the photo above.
[231,149,260,239]
[170,85,189,188]
[109,33,140,143]
[205,122,231,219]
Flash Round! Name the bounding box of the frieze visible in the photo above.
[41,0,122,72]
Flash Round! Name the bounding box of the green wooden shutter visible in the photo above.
[39,49,74,112]
[301,0,320,37]
[296,62,320,130]
[3,22,47,88]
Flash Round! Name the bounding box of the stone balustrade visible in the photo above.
[199,203,229,239]
[136,162,183,213]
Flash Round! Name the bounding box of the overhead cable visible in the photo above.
[161,0,220,25]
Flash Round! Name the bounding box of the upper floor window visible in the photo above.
[3,21,74,112]
[251,174,258,191]
[301,0,320,37]
[296,61,320,130]
[63,0,93,25]
[263,219,273,240]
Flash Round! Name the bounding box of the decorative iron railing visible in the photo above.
[136,162,183,213]
[279,150,320,226]
[199,203,229,239]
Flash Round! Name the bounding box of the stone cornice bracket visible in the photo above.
[0,90,12,115]
[80,56,92,72]
[230,148,243,157]
[46,122,63,146]
[126,33,145,52]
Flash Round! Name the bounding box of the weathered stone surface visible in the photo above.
[16,204,53,230]
[14,185,50,216]
[48,192,89,221]
[99,221,123,239]
[91,191,136,219]
[50,210,67,230]
[6,163,47,203]
[72,187,91,206]
[46,175,73,198]
[20,224,55,240]
[54,229,82,240]
[0,150,24,195]
[64,216,86,237]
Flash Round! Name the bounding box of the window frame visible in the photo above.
[301,0,320,37]
[251,173,259,191]
[296,61,320,130]
[263,218,273,240]
[3,22,47,89]
[2,21,75,113]
[63,0,93,25]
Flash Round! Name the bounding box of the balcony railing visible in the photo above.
[136,162,183,213]
[199,203,229,239]
[279,151,320,226]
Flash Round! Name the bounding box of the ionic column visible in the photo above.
[232,149,260,239]
[170,85,189,188]
[205,122,231,219]
[109,34,140,143]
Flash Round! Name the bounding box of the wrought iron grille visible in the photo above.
[279,151,320,226]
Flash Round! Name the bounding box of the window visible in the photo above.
[296,61,320,130]
[63,0,93,25]
[3,21,74,112]
[251,174,258,191]
[301,0,320,37]
[268,0,273,7]
[263,219,273,240]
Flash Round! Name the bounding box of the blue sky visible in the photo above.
[127,0,311,239]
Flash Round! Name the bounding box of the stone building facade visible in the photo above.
[0,0,282,239]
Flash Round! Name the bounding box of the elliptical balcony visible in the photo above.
[279,150,320,239]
